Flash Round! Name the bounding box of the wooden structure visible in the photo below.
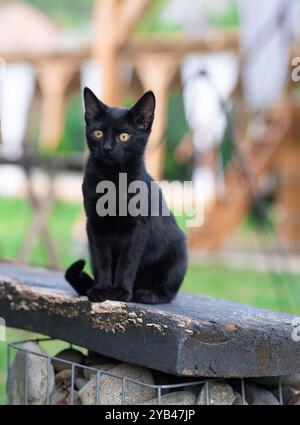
[2,28,239,179]
[275,101,300,252]
[0,152,84,269]
[188,102,299,251]
[1,262,300,378]
[1,1,300,253]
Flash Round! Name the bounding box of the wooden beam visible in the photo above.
[37,60,77,150]
[1,30,240,65]
[92,0,122,104]
[92,0,151,105]
[117,0,151,47]
[188,104,291,251]
[135,54,178,180]
[274,102,300,252]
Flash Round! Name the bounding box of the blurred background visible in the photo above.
[1,1,300,399]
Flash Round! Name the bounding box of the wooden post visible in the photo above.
[135,53,178,180]
[92,0,151,105]
[37,60,76,150]
[275,103,300,252]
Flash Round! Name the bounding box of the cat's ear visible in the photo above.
[130,91,155,131]
[83,87,107,123]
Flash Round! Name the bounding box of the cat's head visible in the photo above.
[83,87,155,166]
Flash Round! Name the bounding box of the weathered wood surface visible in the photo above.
[0,262,299,378]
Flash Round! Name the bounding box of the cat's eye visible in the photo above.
[94,130,104,139]
[118,133,130,142]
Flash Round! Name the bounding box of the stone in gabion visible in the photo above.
[8,342,55,405]
[138,390,197,405]
[52,348,85,373]
[79,363,156,405]
[252,375,300,389]
[197,381,236,405]
[75,378,89,391]
[245,384,280,405]
[83,363,116,380]
[50,384,80,405]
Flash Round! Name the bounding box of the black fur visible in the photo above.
[65,87,187,304]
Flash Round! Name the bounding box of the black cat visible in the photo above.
[65,87,187,304]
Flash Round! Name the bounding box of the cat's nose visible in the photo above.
[103,143,112,153]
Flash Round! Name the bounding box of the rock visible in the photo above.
[65,390,81,405]
[271,386,296,405]
[197,381,235,405]
[55,369,73,385]
[51,384,80,405]
[288,393,300,405]
[75,378,89,391]
[52,348,85,373]
[138,390,197,405]
[83,364,116,380]
[8,342,55,405]
[245,384,280,405]
[78,376,98,405]
[252,374,300,390]
[79,363,155,405]
[50,383,69,405]
[279,375,300,389]
[233,391,247,405]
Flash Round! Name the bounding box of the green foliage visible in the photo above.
[0,197,83,268]
[0,196,297,313]
[137,0,181,34]
[1,0,240,31]
[210,0,239,28]
[164,92,191,181]
[184,263,295,313]
[24,0,93,28]
[58,92,85,153]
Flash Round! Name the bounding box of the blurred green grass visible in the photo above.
[0,196,298,311]
[0,196,299,404]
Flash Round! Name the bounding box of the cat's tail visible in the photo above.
[65,259,94,295]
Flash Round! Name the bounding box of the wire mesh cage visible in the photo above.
[6,338,204,405]
[7,338,286,405]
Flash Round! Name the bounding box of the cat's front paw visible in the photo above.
[132,289,159,304]
[109,288,132,302]
[87,287,110,303]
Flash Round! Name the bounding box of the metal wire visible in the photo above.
[7,338,288,405]
[70,364,75,405]
[96,371,101,405]
[240,378,246,405]
[46,357,51,405]
[24,351,28,405]
[122,378,126,405]
[278,376,283,405]
[157,385,162,405]
[205,380,210,405]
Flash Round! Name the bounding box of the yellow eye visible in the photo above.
[94,130,103,139]
[119,133,130,142]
